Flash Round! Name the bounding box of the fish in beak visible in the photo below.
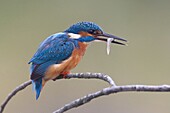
[95,32,127,54]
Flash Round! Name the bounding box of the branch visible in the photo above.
[1,73,170,113]
[66,73,115,86]
[0,80,32,113]
[0,73,114,113]
[54,85,170,113]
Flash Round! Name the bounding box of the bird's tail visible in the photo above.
[32,78,45,100]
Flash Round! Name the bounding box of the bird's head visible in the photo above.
[64,21,127,45]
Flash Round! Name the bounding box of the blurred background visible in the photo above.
[1,0,170,113]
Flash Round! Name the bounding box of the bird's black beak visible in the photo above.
[96,32,127,45]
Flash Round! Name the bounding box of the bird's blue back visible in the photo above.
[29,32,80,99]
[29,32,79,82]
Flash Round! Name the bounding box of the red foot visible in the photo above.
[61,71,70,78]
[52,71,70,81]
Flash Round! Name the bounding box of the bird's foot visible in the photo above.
[61,71,70,78]
[52,71,70,81]
[52,75,63,81]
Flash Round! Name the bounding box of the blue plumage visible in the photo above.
[78,36,95,42]
[29,33,77,64]
[29,21,127,99]
[65,21,103,34]
[29,33,78,99]
[32,78,42,100]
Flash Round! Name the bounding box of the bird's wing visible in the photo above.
[29,33,75,80]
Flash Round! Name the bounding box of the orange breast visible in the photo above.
[44,42,88,81]
[64,42,88,71]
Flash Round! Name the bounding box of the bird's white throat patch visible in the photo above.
[68,33,81,39]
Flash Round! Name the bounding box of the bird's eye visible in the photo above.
[89,29,95,34]
[89,30,102,35]
[93,31,98,35]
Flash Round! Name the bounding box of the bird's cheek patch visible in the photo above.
[68,33,81,39]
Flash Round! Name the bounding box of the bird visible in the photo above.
[28,21,127,99]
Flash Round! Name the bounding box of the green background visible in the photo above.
[1,0,170,113]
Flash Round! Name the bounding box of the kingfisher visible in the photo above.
[28,21,127,99]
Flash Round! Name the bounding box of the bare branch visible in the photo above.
[0,73,114,113]
[66,73,116,86]
[1,73,170,113]
[54,85,170,113]
[0,80,32,113]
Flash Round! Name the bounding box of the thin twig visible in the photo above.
[0,73,114,113]
[53,85,170,113]
[0,80,32,113]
